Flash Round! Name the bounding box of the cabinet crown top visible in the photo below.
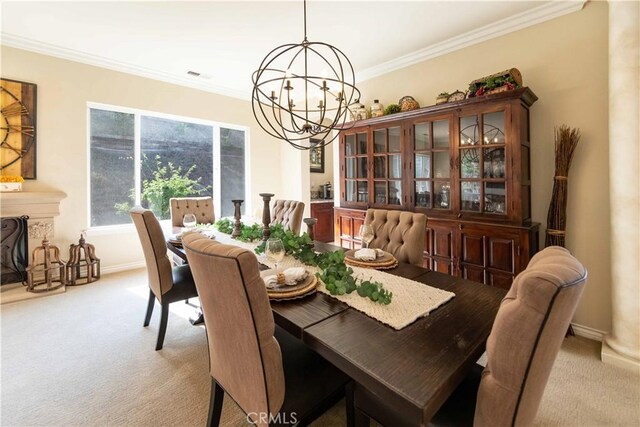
[338,87,537,129]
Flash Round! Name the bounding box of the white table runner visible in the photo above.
[203,229,455,330]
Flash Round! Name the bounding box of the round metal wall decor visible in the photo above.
[252,0,360,150]
[0,85,35,171]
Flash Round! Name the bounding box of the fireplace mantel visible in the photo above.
[1,191,68,297]
[0,191,67,219]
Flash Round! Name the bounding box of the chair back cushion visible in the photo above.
[364,209,426,266]
[271,200,305,234]
[130,207,173,298]
[170,197,215,227]
[475,246,587,427]
[183,233,285,424]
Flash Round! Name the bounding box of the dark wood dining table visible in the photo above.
[167,239,506,426]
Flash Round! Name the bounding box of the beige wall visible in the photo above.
[280,143,311,219]
[0,46,282,270]
[356,2,610,333]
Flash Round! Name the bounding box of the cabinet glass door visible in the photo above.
[413,119,451,210]
[372,126,403,206]
[458,111,507,214]
[344,133,369,203]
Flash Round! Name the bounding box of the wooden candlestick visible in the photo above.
[259,193,275,241]
[231,200,244,238]
[303,217,318,246]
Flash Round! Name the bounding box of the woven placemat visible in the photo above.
[345,258,399,269]
[266,275,318,300]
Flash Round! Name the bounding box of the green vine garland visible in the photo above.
[213,220,392,304]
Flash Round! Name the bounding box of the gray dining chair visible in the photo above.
[130,207,198,350]
[182,232,353,427]
[352,246,587,426]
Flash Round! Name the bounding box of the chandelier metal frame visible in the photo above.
[251,0,360,150]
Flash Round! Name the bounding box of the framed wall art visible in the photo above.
[309,139,324,173]
[1,78,37,179]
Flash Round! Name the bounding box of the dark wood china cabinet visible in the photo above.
[335,88,539,289]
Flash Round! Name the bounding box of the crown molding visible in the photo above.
[1,1,586,96]
[357,0,587,83]
[0,33,250,101]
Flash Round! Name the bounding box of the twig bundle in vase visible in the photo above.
[545,125,581,247]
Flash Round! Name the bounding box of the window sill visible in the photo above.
[86,219,173,237]
[85,224,136,236]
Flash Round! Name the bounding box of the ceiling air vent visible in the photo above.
[187,71,212,80]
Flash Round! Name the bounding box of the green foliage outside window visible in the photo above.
[115,155,210,219]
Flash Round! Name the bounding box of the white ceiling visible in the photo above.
[1,1,585,99]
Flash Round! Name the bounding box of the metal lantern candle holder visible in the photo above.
[66,234,100,285]
[26,237,66,293]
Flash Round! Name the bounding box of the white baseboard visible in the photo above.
[101,261,146,275]
[571,323,606,342]
[601,340,640,371]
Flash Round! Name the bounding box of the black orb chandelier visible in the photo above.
[251,0,360,150]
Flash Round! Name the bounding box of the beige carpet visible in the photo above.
[1,269,638,426]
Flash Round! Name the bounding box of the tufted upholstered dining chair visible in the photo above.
[363,209,426,266]
[352,246,587,427]
[170,196,215,227]
[270,199,305,234]
[182,232,352,427]
[130,207,198,351]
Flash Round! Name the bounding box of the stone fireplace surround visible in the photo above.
[0,191,67,297]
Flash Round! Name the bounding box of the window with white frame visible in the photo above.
[89,104,248,227]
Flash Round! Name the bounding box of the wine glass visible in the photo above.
[183,213,197,230]
[359,224,374,249]
[265,238,285,274]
